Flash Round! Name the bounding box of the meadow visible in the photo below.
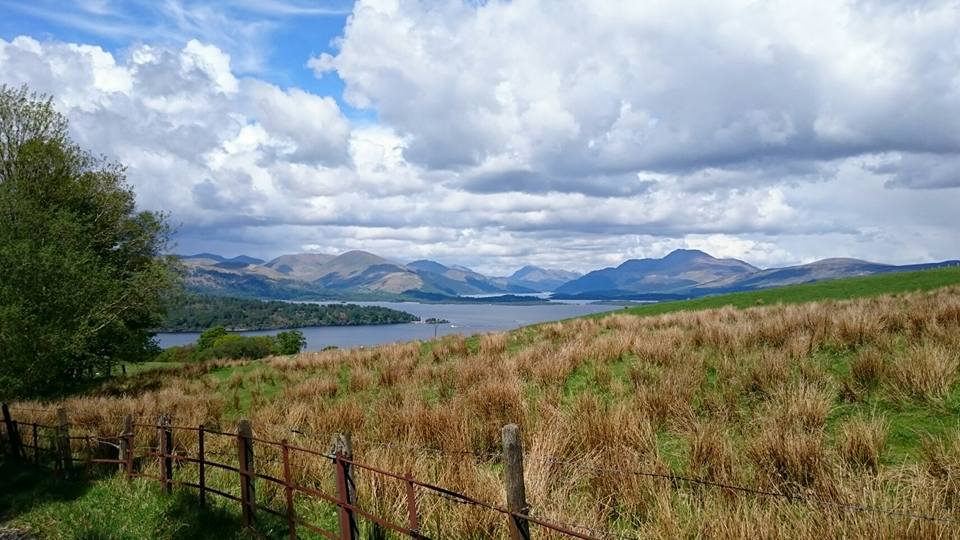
[5,276,960,539]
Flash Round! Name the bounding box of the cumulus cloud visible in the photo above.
[3,0,960,276]
[316,0,960,186]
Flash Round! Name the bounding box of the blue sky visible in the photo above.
[0,0,958,274]
[0,0,366,115]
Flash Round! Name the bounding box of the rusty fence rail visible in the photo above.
[4,404,957,538]
[1,405,597,540]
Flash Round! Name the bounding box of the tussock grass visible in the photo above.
[8,285,960,538]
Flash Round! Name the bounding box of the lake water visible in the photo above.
[155,301,623,351]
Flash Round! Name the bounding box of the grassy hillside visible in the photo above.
[5,278,960,538]
[617,266,960,318]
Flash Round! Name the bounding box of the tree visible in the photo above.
[0,84,177,398]
[274,330,307,355]
[196,325,228,351]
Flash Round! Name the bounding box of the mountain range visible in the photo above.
[179,250,581,300]
[177,249,959,301]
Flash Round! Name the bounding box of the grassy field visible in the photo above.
[4,270,960,539]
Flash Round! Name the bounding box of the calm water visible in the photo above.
[155,301,623,351]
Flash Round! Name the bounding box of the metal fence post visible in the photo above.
[198,424,206,507]
[57,407,73,478]
[405,471,422,538]
[119,415,133,475]
[503,423,531,540]
[331,433,358,540]
[334,453,354,540]
[32,423,39,466]
[281,440,297,540]
[238,419,256,528]
[125,417,135,477]
[158,415,173,493]
[2,403,23,460]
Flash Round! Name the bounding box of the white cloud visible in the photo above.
[3,0,960,276]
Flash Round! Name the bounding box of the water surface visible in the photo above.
[156,301,622,351]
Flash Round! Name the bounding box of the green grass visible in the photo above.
[121,361,186,376]
[0,464,259,540]
[613,266,960,318]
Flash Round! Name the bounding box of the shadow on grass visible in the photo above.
[0,460,289,539]
[0,460,91,518]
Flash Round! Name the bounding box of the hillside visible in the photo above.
[7,273,960,538]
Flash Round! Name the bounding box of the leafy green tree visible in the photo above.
[196,325,228,351]
[0,85,177,398]
[274,330,307,355]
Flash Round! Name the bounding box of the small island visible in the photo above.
[423,317,450,324]
[158,294,419,332]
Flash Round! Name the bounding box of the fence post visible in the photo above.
[238,419,256,528]
[158,415,173,493]
[32,423,39,466]
[404,471,421,538]
[2,403,23,460]
[125,417,135,477]
[57,407,73,478]
[331,433,358,540]
[198,425,206,507]
[119,415,133,475]
[502,423,531,540]
[281,440,297,540]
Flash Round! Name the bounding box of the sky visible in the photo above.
[1,0,958,275]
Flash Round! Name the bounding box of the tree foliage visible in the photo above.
[273,330,307,355]
[159,294,418,331]
[0,84,177,398]
[156,328,306,363]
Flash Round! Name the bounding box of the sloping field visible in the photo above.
[6,276,960,538]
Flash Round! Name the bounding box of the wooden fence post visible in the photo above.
[331,433,358,540]
[281,440,297,540]
[502,423,531,540]
[2,403,23,460]
[238,419,256,528]
[119,415,133,475]
[198,425,206,507]
[57,407,73,478]
[158,415,173,493]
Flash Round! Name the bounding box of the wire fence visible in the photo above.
[2,403,958,540]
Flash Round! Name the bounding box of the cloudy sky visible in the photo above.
[1,0,958,275]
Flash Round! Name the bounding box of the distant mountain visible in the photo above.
[262,253,338,280]
[406,259,536,295]
[505,265,582,292]
[556,249,758,295]
[694,257,960,294]
[183,253,226,263]
[177,248,959,302]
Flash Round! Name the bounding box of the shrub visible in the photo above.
[274,330,307,355]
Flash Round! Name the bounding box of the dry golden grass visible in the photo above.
[10,286,960,538]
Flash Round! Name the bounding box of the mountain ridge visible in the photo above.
[176,249,960,301]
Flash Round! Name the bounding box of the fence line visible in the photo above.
[1,407,602,539]
[3,404,958,538]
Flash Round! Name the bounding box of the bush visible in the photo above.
[194,335,276,362]
[274,330,307,355]
[154,344,196,363]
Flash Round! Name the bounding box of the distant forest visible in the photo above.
[159,295,419,332]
